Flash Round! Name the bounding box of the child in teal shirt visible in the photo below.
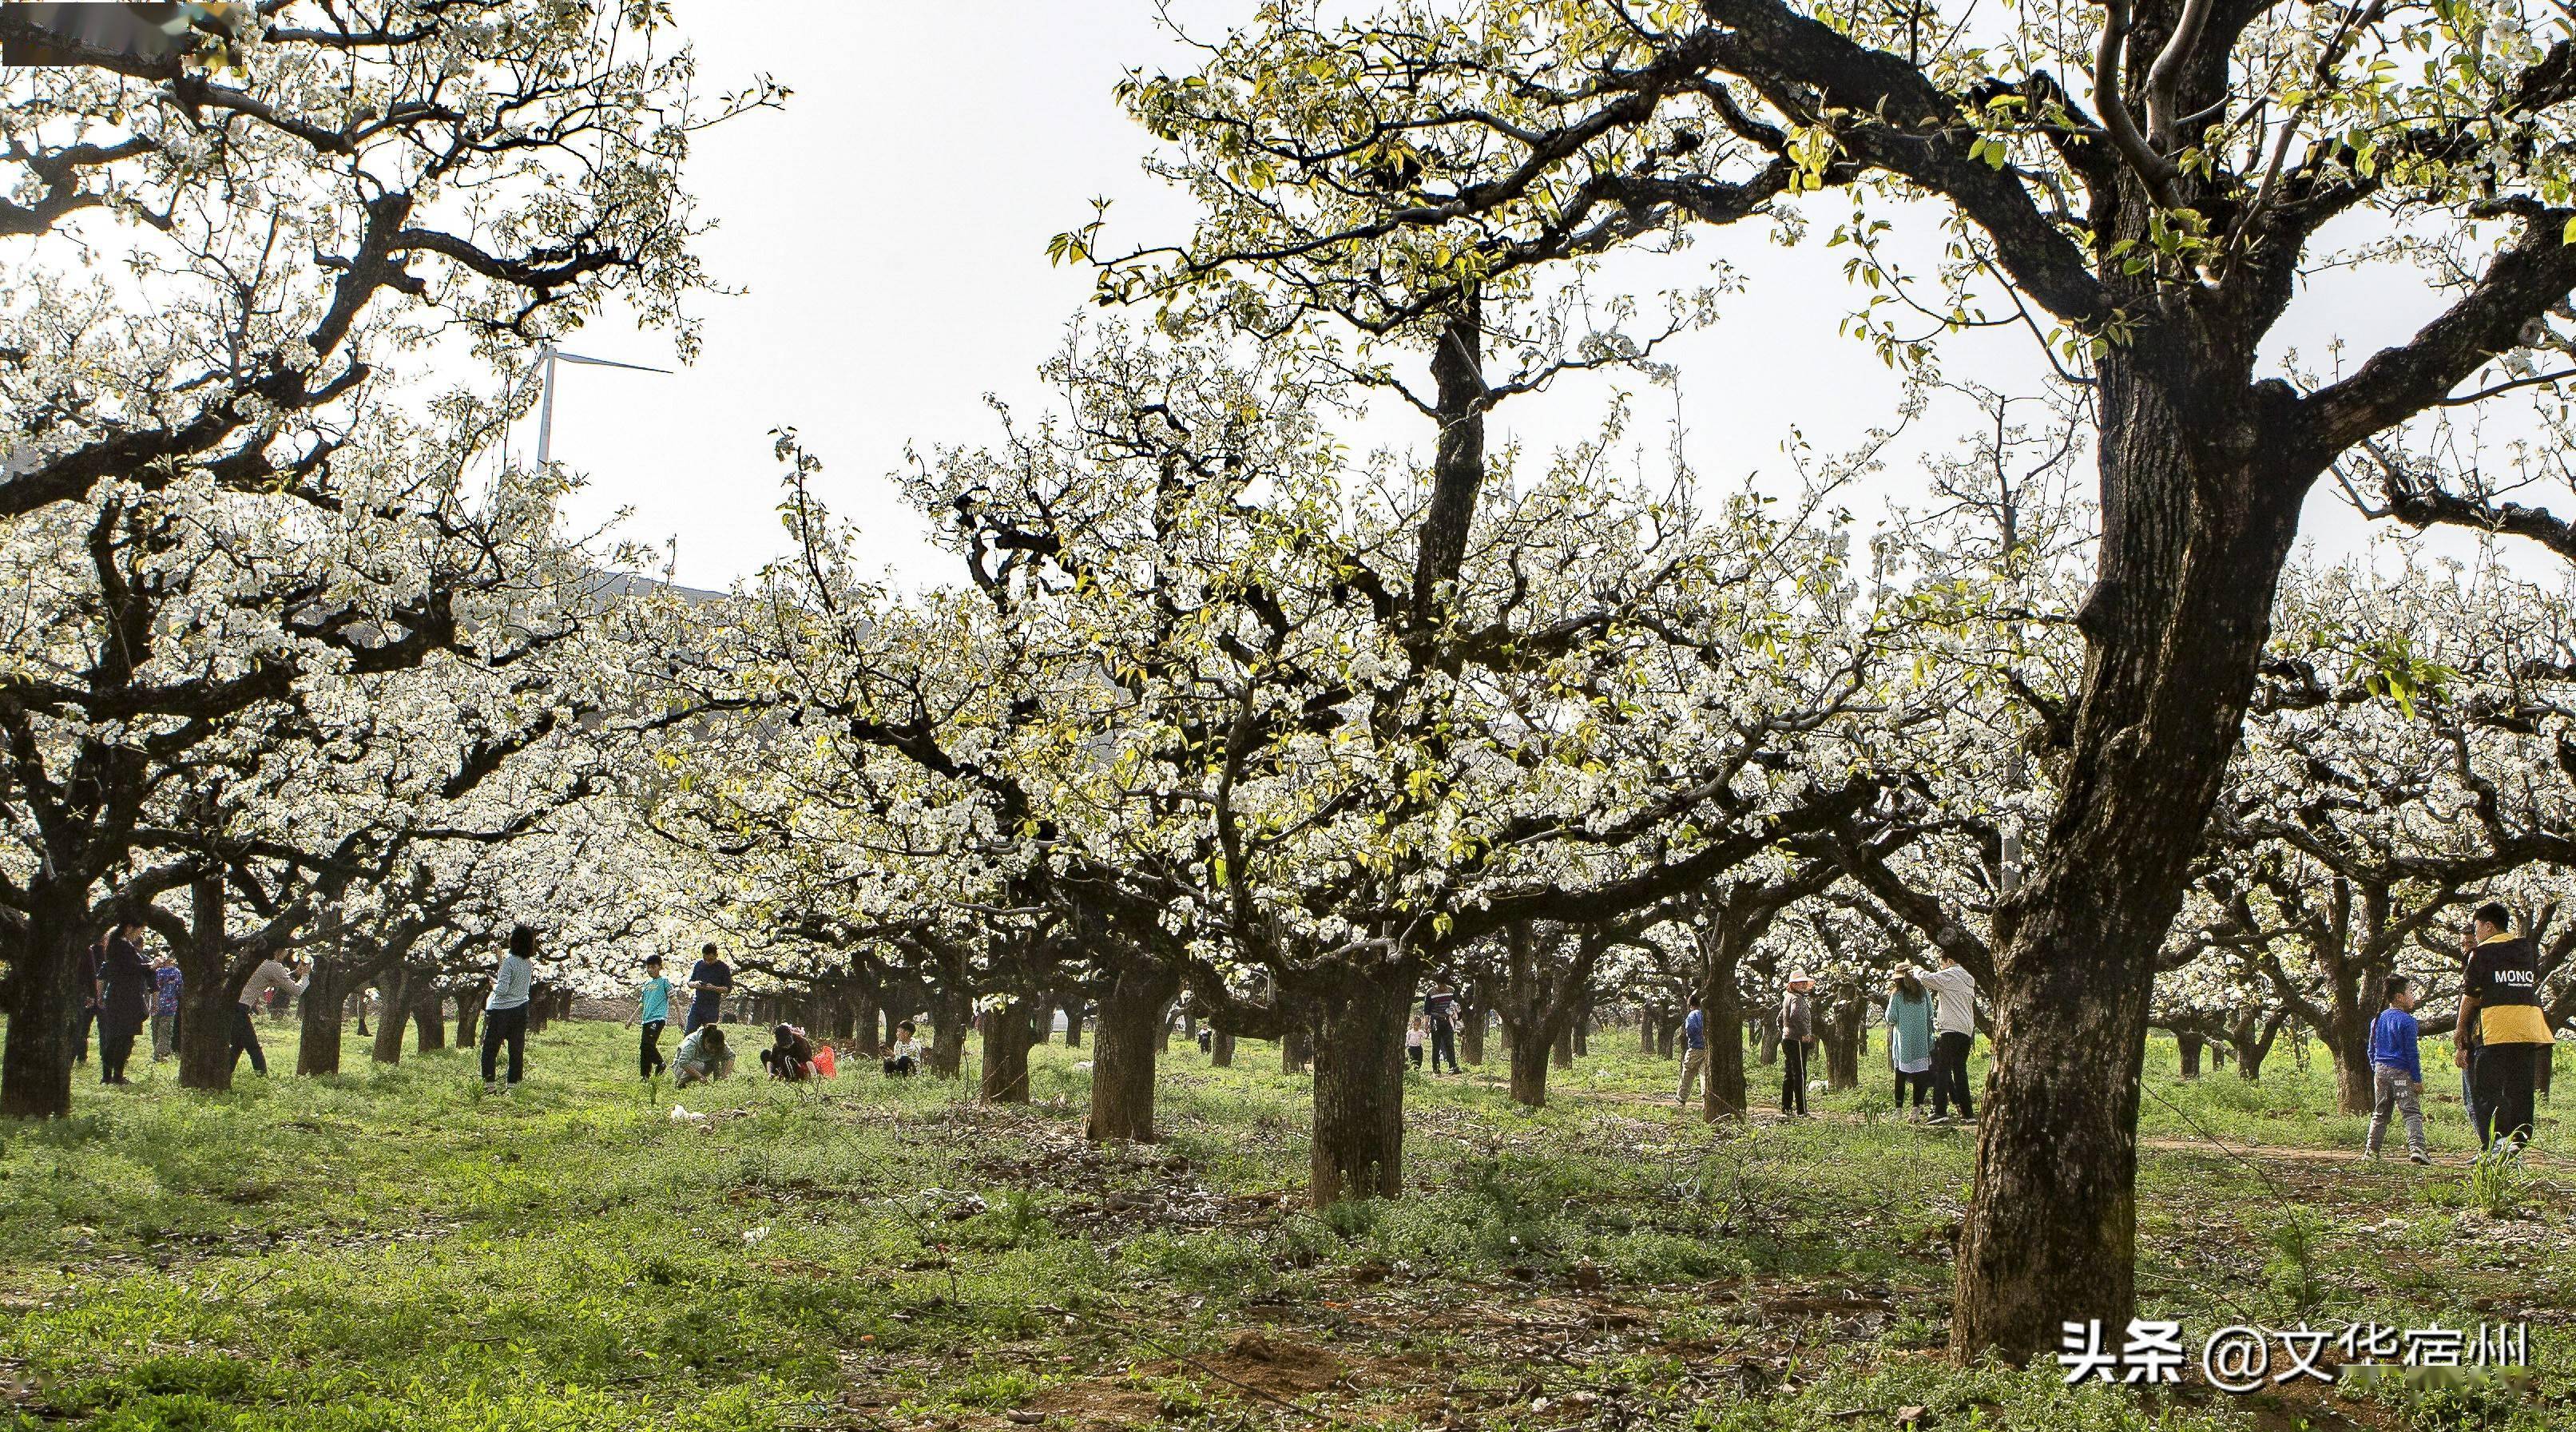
[628,955,674,1079]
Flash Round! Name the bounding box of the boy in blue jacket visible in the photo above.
[2366,974,2431,1165]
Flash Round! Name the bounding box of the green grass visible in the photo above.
[0,1018,2568,1430]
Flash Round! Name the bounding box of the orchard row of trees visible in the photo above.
[14,0,2576,1369]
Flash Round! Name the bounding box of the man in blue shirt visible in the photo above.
[628,954,674,1079]
[1677,998,1708,1107]
[481,925,537,1094]
[685,943,733,1033]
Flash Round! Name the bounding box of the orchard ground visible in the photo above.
[1,1019,2569,1432]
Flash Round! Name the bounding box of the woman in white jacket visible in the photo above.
[1906,956,1979,1123]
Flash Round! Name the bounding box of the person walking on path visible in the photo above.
[1884,972,1934,1116]
[481,926,538,1094]
[1676,997,1709,1106]
[96,917,154,1085]
[1908,954,1979,1123]
[1423,983,1462,1074]
[684,942,733,1034]
[2456,902,2552,1152]
[232,947,308,1076]
[2365,974,2431,1164]
[150,953,183,1063]
[1778,973,1817,1117]
[627,954,673,1079]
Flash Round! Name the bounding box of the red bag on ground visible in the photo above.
[813,1045,836,1078]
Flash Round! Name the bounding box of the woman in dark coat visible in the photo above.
[97,917,155,1085]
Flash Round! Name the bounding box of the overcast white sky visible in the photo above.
[526,1,2463,593]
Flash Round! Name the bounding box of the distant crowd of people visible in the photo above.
[64,901,2554,1164]
[1669,950,1983,1124]
[614,942,922,1096]
[1662,904,2553,1163]
[73,914,311,1085]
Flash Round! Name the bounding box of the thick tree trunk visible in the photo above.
[1064,1002,1084,1047]
[1550,1018,1574,1069]
[1281,1021,1312,1074]
[174,875,236,1092]
[1822,999,1864,1090]
[1210,1029,1235,1066]
[1086,961,1174,1140]
[1458,1002,1485,1065]
[297,961,345,1077]
[2235,1035,2269,1081]
[1,880,89,1117]
[1951,355,2310,1363]
[923,984,969,1077]
[456,981,486,1049]
[2324,1003,2374,1116]
[371,966,409,1065]
[848,986,881,1057]
[1308,967,1411,1205]
[1702,970,1747,1121]
[1656,1014,1678,1057]
[1506,1024,1552,1109]
[1756,1021,1779,1066]
[1639,1005,1658,1054]
[980,998,1034,1103]
[413,986,447,1053]
[1572,1003,1590,1057]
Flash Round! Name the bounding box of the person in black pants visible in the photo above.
[96,918,154,1085]
[628,954,673,1080]
[1423,984,1463,1074]
[480,926,538,1093]
[2457,902,2553,1151]
[1931,1030,1976,1121]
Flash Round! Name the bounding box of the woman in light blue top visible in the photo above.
[1885,971,1935,1115]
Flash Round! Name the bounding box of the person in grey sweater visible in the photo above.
[481,925,538,1093]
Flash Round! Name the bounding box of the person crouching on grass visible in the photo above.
[760,1023,817,1081]
[2366,974,2431,1165]
[883,1020,920,1077]
[670,1023,731,1089]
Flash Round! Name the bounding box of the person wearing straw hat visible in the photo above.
[1777,971,1819,1117]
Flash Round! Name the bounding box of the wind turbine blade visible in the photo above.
[552,351,673,374]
